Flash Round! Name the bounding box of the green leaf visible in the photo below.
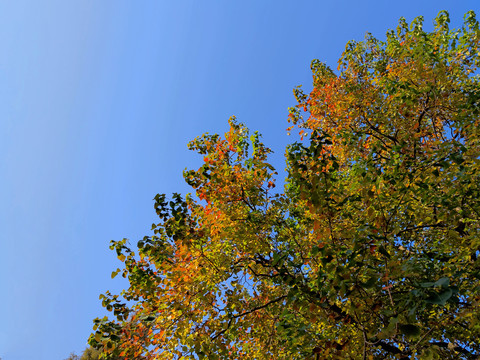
[420,281,436,288]
[377,317,398,339]
[434,277,450,288]
[378,246,390,259]
[399,324,421,337]
[362,277,377,289]
[426,288,453,305]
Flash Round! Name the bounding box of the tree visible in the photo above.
[64,352,80,360]
[65,347,101,360]
[89,11,480,359]
[80,347,101,360]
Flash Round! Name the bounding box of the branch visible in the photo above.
[362,114,399,145]
[231,295,287,319]
[395,223,446,235]
[430,341,478,357]
[240,186,256,211]
[210,295,287,340]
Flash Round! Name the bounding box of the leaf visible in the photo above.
[434,277,450,288]
[398,324,421,337]
[426,288,453,305]
[420,281,436,288]
[111,269,120,279]
[362,277,377,289]
[378,246,390,259]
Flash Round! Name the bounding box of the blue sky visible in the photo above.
[0,1,477,359]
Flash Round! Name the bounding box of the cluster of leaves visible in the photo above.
[89,11,480,359]
[64,347,101,360]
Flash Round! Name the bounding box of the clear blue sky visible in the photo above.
[0,1,477,359]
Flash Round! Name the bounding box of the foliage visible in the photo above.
[64,352,80,360]
[89,11,480,359]
[65,347,101,360]
[80,347,101,360]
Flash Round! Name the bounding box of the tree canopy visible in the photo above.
[89,11,480,359]
[64,347,101,360]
